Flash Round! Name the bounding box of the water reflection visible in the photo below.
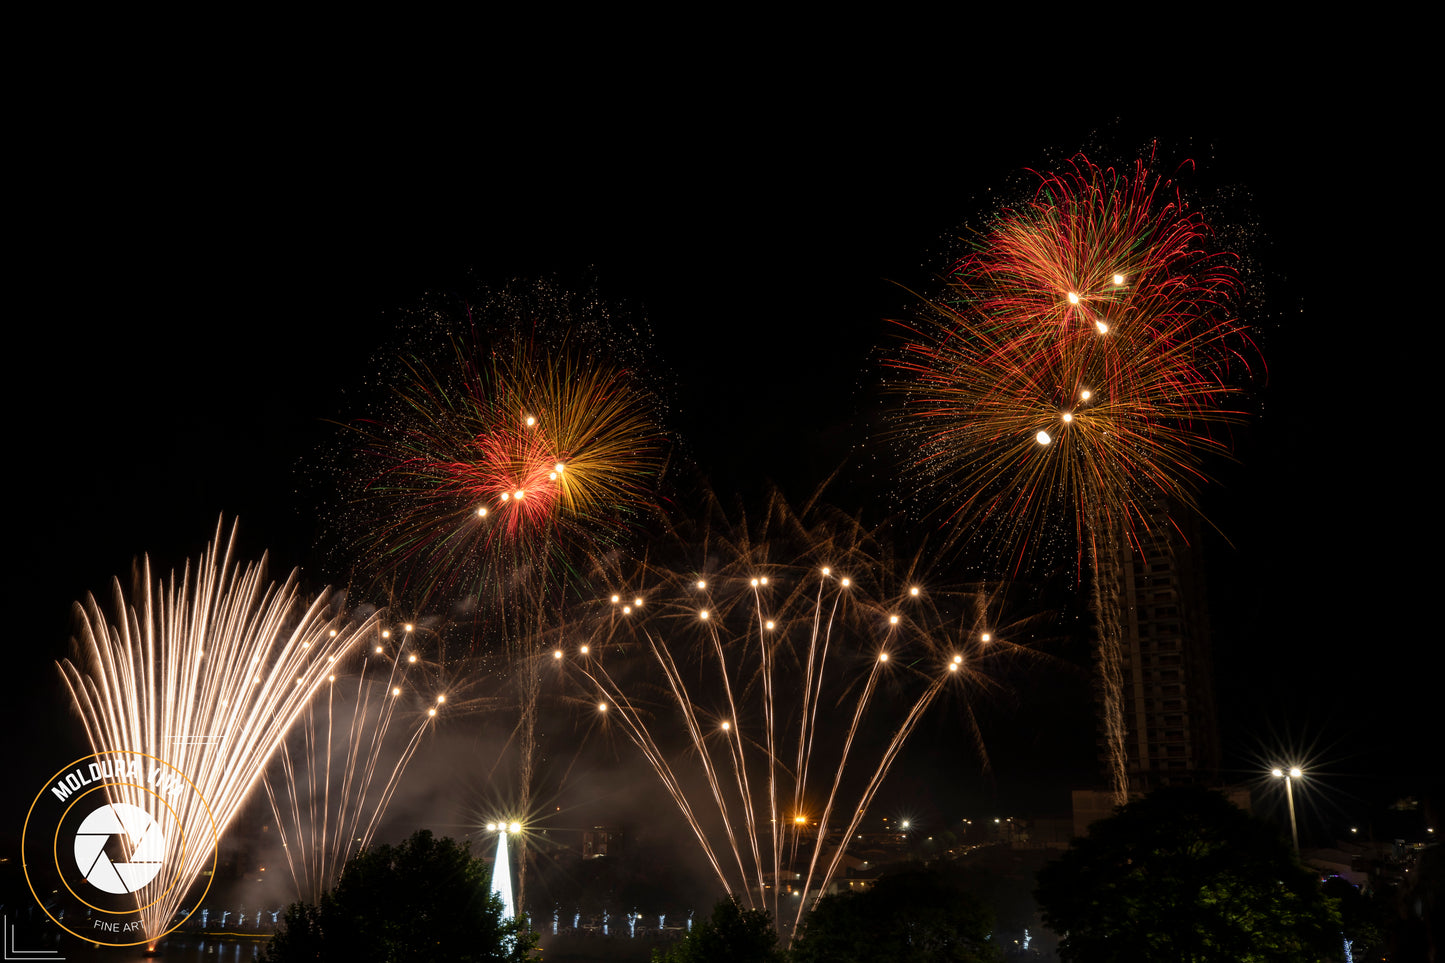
[57,936,266,962]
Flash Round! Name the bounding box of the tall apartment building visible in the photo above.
[1113,513,1220,792]
[1074,513,1224,835]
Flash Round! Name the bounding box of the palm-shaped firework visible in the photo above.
[557,491,1039,937]
[887,154,1257,803]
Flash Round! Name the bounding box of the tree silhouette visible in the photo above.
[1036,786,1340,962]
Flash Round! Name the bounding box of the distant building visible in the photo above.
[582,826,622,859]
[1073,512,1230,836]
[1112,513,1221,793]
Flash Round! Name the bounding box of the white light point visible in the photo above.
[404,624,413,633]
[598,702,608,713]
[889,615,899,625]
[408,654,417,663]
[622,606,631,614]
[700,610,709,621]
[509,822,521,834]
[760,577,768,585]
[514,489,524,500]
[1289,767,1302,778]
[750,578,759,587]
[327,675,335,682]
[634,597,643,607]
[821,567,831,576]
[841,577,850,587]
[721,721,731,731]
[1067,291,1080,305]
[879,652,889,663]
[486,823,498,832]
[500,492,510,502]
[611,594,620,604]
[436,694,446,704]
[1112,274,1125,286]
[1062,412,1073,423]
[375,645,384,654]
[524,416,536,427]
[948,662,958,672]
[478,507,488,518]
[428,708,436,717]
[392,687,401,697]
[696,580,706,589]
[554,463,564,473]
[382,629,391,639]
[553,650,562,660]
[579,645,589,655]
[1080,388,1092,401]
[1095,321,1109,334]
[981,633,992,643]
[952,654,963,664]
[328,629,336,637]
[765,620,775,630]
[910,586,920,596]
[1036,430,1052,445]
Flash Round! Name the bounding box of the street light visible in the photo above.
[484,819,521,920]
[1271,766,1302,853]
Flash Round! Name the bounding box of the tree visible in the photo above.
[790,864,1001,963]
[651,897,784,963]
[263,829,537,963]
[1035,786,1341,962]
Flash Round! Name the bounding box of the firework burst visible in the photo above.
[341,287,667,616]
[54,519,377,945]
[887,153,1257,802]
[555,492,1019,937]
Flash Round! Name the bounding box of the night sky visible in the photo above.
[12,70,1431,873]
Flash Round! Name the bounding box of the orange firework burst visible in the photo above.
[888,153,1257,567]
[344,288,667,614]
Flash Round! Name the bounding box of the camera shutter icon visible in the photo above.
[74,803,167,894]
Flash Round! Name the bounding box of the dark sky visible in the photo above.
[13,70,1431,862]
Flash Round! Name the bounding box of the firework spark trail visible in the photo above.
[887,153,1256,804]
[59,519,376,944]
[261,643,438,904]
[575,649,742,891]
[561,494,984,937]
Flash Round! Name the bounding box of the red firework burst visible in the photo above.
[889,153,1257,565]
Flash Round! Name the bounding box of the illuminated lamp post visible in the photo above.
[1270,767,1302,853]
[484,821,522,920]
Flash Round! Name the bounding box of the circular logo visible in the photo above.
[22,751,218,948]
[74,802,167,894]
